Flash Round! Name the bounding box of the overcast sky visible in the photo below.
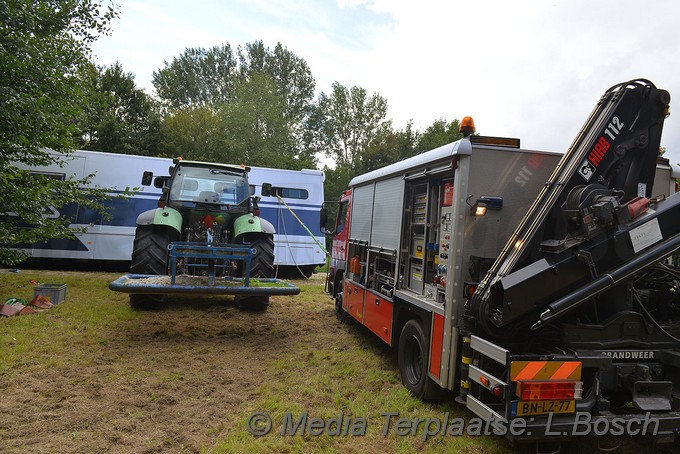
[91,0,680,172]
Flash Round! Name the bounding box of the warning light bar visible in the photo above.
[457,116,519,147]
[516,380,583,401]
[470,135,520,148]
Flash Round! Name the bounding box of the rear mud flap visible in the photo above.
[633,381,672,411]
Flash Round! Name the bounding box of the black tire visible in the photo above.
[398,319,447,401]
[130,225,173,275]
[332,272,344,299]
[335,290,343,314]
[240,233,275,278]
[129,225,175,310]
[234,295,269,312]
[129,293,165,310]
[234,233,275,311]
[335,291,347,323]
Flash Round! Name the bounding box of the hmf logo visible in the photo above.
[579,117,624,181]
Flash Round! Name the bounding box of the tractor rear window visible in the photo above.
[169,166,249,205]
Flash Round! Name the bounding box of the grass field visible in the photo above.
[0,270,673,453]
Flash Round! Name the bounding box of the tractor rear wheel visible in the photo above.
[243,233,275,278]
[129,225,175,310]
[234,233,275,311]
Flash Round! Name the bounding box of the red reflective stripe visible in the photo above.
[551,362,580,380]
[513,361,547,381]
[429,313,445,379]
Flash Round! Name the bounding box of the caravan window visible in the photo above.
[30,171,65,181]
[272,187,309,199]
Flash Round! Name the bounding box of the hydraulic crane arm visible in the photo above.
[471,79,671,330]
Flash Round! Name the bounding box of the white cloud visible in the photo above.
[91,0,680,167]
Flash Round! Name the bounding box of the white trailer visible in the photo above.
[15,150,326,276]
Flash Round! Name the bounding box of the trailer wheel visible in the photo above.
[234,233,275,311]
[398,319,445,401]
[129,225,174,310]
[299,265,315,279]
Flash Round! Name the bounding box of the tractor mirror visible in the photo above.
[321,201,339,236]
[261,182,272,197]
[153,176,169,188]
[141,171,153,186]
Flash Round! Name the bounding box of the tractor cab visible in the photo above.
[167,162,251,207]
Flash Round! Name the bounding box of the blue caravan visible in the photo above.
[15,150,326,277]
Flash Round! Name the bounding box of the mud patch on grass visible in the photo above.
[0,272,333,453]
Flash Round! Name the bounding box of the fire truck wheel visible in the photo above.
[335,291,348,323]
[398,319,443,401]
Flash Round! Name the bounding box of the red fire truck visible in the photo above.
[326,79,680,444]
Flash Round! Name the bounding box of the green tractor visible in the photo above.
[128,159,278,310]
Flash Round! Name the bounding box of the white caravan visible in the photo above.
[15,150,326,276]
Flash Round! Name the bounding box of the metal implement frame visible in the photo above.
[108,274,300,296]
[110,241,301,297]
[169,242,253,286]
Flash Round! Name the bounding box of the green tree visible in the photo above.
[416,118,463,152]
[0,0,118,264]
[358,121,419,174]
[322,117,466,202]
[219,73,314,169]
[152,44,238,109]
[159,106,223,161]
[80,62,161,155]
[154,41,317,170]
[159,73,316,169]
[312,82,391,168]
[237,41,315,124]
[152,41,315,121]
[322,165,353,206]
